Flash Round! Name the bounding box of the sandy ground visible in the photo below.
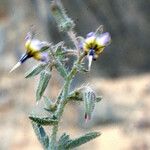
[0,72,150,150]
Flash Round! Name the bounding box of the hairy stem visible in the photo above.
[49,53,85,149]
[67,30,80,56]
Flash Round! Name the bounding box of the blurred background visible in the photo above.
[0,0,150,150]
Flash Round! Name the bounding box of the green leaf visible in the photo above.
[96,96,102,102]
[56,89,63,104]
[58,133,71,149]
[43,96,57,112]
[36,70,51,101]
[25,63,47,78]
[55,42,65,59]
[43,96,52,108]
[67,88,102,104]
[29,115,58,126]
[75,63,88,73]
[55,60,67,79]
[65,132,101,149]
[39,44,50,53]
[31,122,49,149]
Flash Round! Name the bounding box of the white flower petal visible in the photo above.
[85,36,96,44]
[97,32,111,46]
[88,55,93,71]
[30,39,42,51]
[9,62,21,73]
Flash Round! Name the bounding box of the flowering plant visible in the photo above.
[11,0,111,149]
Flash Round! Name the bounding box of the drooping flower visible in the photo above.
[10,32,50,72]
[82,30,111,70]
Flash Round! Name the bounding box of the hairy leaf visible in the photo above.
[43,96,57,112]
[43,96,52,107]
[75,63,88,73]
[55,60,67,79]
[31,122,49,149]
[96,96,102,102]
[29,115,58,126]
[65,132,101,149]
[36,70,51,101]
[68,88,102,104]
[55,42,66,60]
[58,133,71,149]
[25,63,47,78]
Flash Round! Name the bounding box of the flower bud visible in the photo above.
[50,1,75,32]
[82,86,96,121]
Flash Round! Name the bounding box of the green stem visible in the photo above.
[49,125,58,150]
[49,79,70,149]
[49,53,86,149]
[67,30,79,56]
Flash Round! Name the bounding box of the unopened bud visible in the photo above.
[50,1,75,32]
[82,86,96,121]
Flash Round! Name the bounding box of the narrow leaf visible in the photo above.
[55,42,65,60]
[96,96,102,102]
[58,133,71,149]
[55,60,67,78]
[65,132,101,149]
[29,115,58,126]
[68,89,102,103]
[25,63,47,78]
[43,96,57,112]
[39,43,50,53]
[36,70,51,101]
[75,63,88,73]
[56,88,63,104]
[31,121,49,149]
[43,96,52,108]
[58,133,70,145]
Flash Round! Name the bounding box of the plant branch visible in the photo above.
[49,52,86,149]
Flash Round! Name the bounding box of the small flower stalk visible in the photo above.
[10,1,111,149]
